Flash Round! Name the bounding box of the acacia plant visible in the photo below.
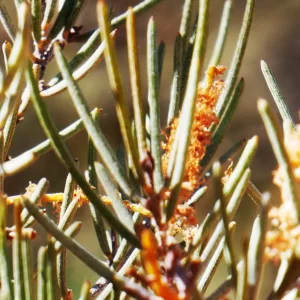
[0,0,300,299]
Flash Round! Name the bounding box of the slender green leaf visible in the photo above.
[168,34,183,124]
[63,0,85,38]
[186,186,207,206]
[0,194,13,300]
[216,0,255,118]
[157,40,165,88]
[54,42,137,200]
[2,41,12,72]
[261,60,295,128]
[41,0,58,32]
[97,248,140,299]
[147,17,163,192]
[87,109,111,259]
[22,197,152,299]
[0,2,30,104]
[97,1,143,182]
[22,239,34,300]
[258,98,300,222]
[54,221,82,252]
[21,177,49,225]
[26,63,140,247]
[214,162,238,288]
[206,277,233,300]
[246,181,262,207]
[58,196,80,231]
[41,34,108,98]
[48,0,76,40]
[79,281,91,300]
[208,0,233,66]
[49,0,165,86]
[204,139,247,180]
[2,116,84,176]
[0,3,16,40]
[95,162,135,234]
[179,0,194,51]
[191,168,251,258]
[167,0,210,221]
[37,246,47,300]
[46,242,59,300]
[31,0,41,43]
[126,8,147,163]
[13,200,25,300]
[246,193,270,300]
[201,78,244,170]
[223,136,258,197]
[197,236,226,293]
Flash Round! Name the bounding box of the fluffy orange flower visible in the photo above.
[162,66,225,201]
[266,123,300,263]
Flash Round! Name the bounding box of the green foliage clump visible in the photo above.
[0,0,299,299]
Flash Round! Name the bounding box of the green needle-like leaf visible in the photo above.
[2,41,12,72]
[2,116,84,176]
[261,60,295,128]
[98,248,140,299]
[191,168,251,258]
[41,34,109,98]
[258,98,300,222]
[168,34,184,124]
[216,0,255,118]
[179,0,194,51]
[0,2,30,104]
[87,109,111,259]
[37,247,47,300]
[126,8,147,164]
[0,194,12,300]
[0,3,16,40]
[41,0,58,32]
[167,0,210,221]
[46,242,59,300]
[79,281,91,300]
[13,200,25,300]
[97,1,143,183]
[31,0,41,43]
[21,177,49,225]
[208,0,233,66]
[26,63,140,247]
[157,40,166,88]
[54,221,82,252]
[63,0,85,38]
[48,0,76,40]
[197,236,226,293]
[205,277,233,300]
[246,193,270,300]
[201,78,244,170]
[22,197,152,298]
[22,239,34,300]
[147,17,164,193]
[213,162,238,289]
[95,162,135,234]
[53,43,138,199]
[49,0,165,86]
[223,136,258,197]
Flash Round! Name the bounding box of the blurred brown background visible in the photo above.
[2,0,300,297]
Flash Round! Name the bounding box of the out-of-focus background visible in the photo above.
[2,0,300,297]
